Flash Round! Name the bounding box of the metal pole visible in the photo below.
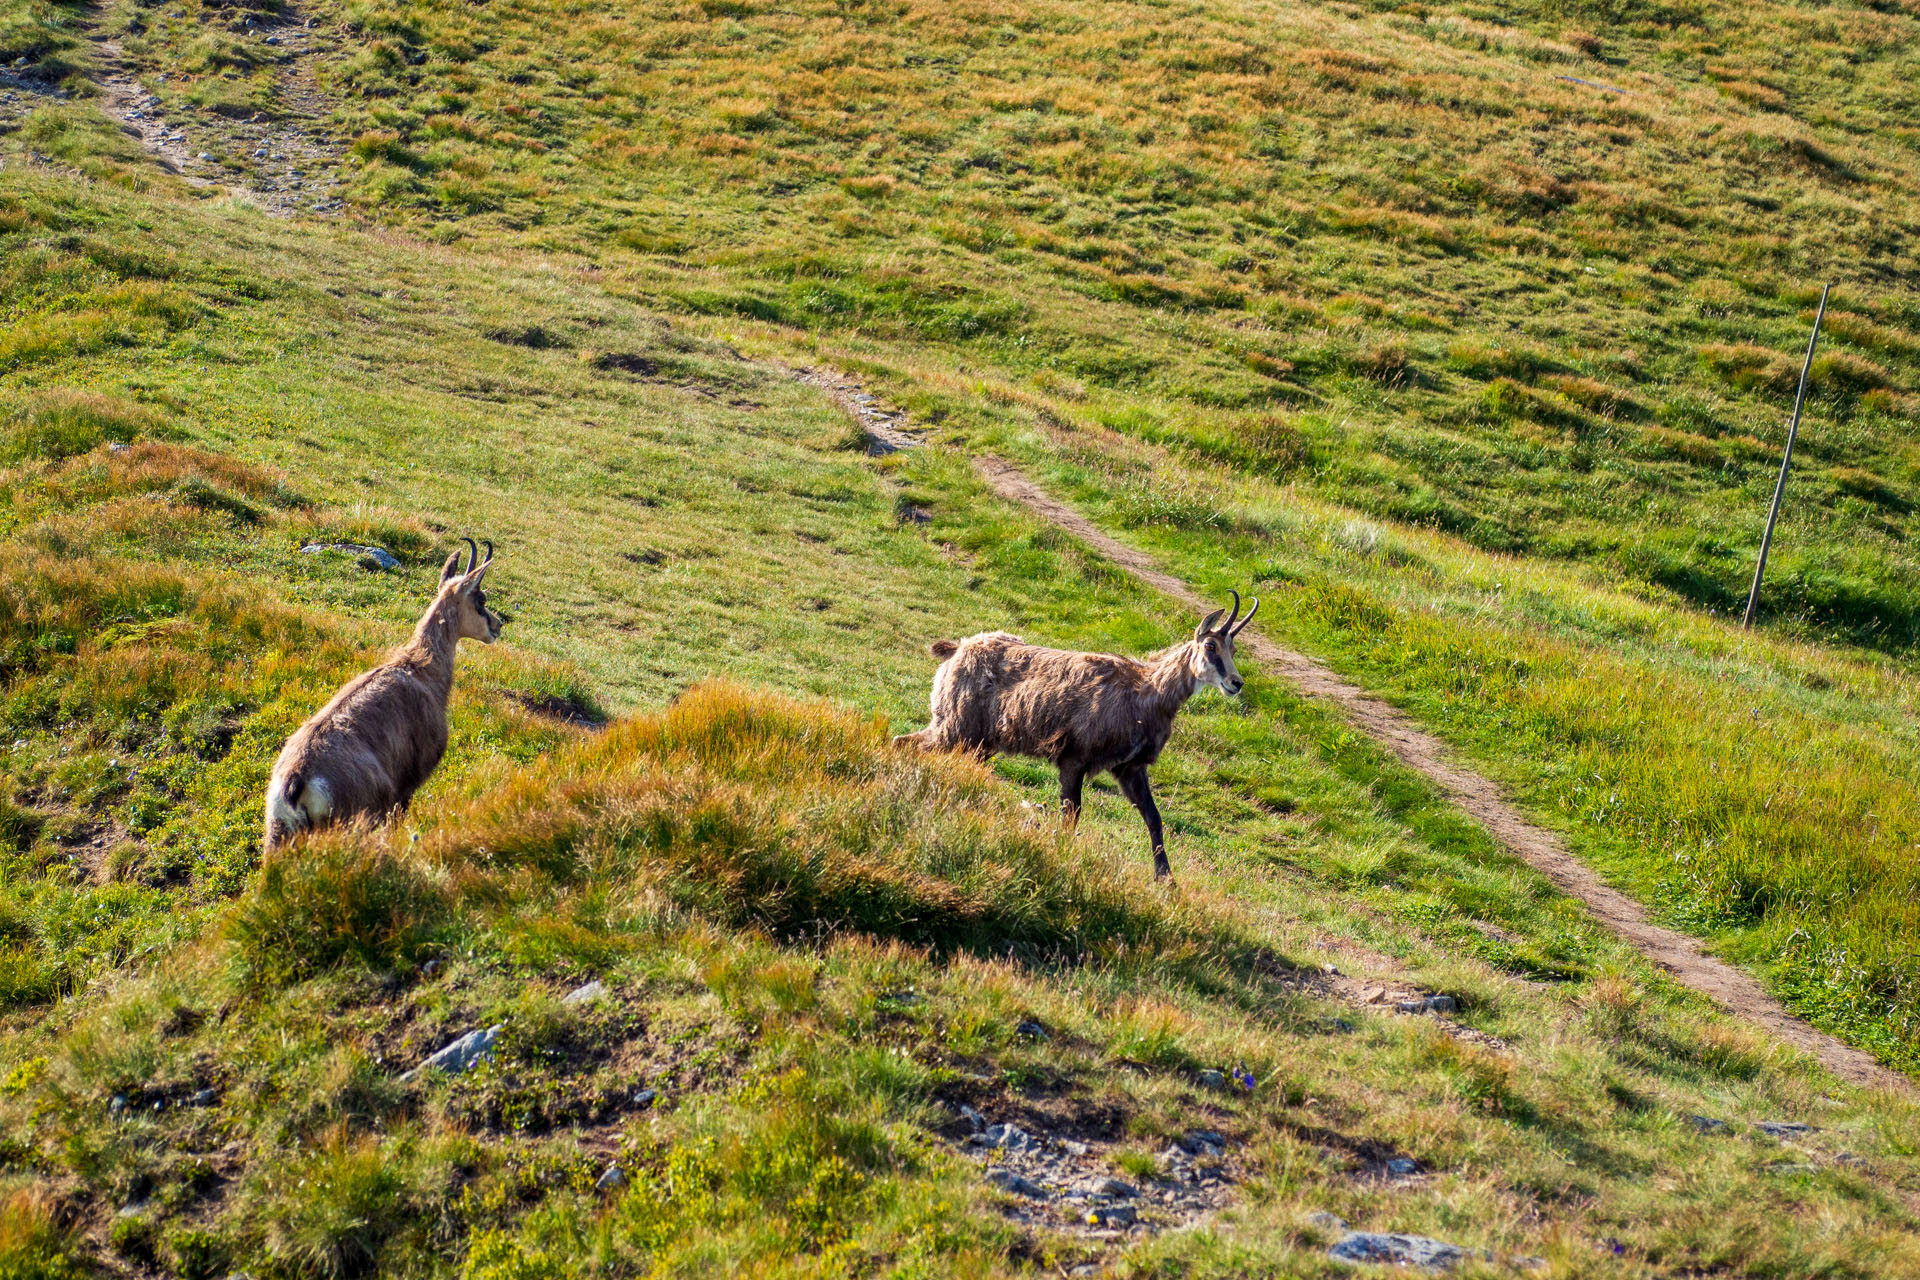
[1743,283,1830,630]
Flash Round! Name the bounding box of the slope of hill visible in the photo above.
[3,0,1920,1275]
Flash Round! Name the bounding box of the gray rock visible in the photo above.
[1016,1019,1049,1040]
[1687,1115,1729,1134]
[982,1123,1035,1151]
[630,1088,657,1109]
[1094,1177,1136,1198]
[109,1095,128,1114]
[1304,1211,1350,1232]
[1085,1202,1135,1226]
[1179,1130,1228,1157]
[421,960,443,978]
[402,1024,503,1080]
[1385,1156,1419,1177]
[1836,1152,1869,1170]
[190,1088,217,1107]
[301,542,401,571]
[1396,995,1457,1014]
[1328,1231,1484,1272]
[1197,1069,1227,1089]
[1755,1121,1817,1138]
[879,989,922,1005]
[957,1103,985,1133]
[562,980,607,1006]
[1058,1138,1089,1156]
[985,1168,1048,1199]
[595,1165,626,1192]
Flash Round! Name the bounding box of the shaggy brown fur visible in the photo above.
[895,593,1257,878]
[263,540,503,852]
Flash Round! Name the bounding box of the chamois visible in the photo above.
[263,539,503,852]
[895,592,1258,879]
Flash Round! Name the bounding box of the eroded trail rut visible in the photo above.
[819,375,1906,1094]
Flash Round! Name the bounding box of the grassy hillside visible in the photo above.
[4,0,1920,1274]
[107,0,1920,648]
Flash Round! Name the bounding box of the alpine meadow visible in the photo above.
[6,0,1920,1274]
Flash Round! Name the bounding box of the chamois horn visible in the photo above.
[1220,589,1242,632]
[1231,596,1260,635]
[480,539,494,567]
[463,538,479,575]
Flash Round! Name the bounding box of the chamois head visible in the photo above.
[1188,590,1258,695]
[437,538,503,644]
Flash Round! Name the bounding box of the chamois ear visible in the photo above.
[1194,608,1226,640]
[440,549,464,583]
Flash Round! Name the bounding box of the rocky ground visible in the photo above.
[2,7,346,216]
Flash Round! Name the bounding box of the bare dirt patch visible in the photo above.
[88,9,347,217]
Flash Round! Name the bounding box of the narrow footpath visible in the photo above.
[819,369,1909,1095]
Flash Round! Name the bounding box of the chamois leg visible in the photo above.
[1113,764,1170,879]
[1058,762,1086,831]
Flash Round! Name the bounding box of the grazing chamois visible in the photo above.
[263,539,503,852]
[895,592,1258,879]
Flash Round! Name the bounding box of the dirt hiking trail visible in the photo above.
[812,370,1907,1095]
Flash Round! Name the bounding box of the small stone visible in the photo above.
[957,1103,985,1133]
[879,989,922,1006]
[595,1165,626,1192]
[1836,1151,1869,1169]
[422,960,443,978]
[630,1088,657,1109]
[197,151,212,160]
[985,1168,1048,1199]
[190,1088,217,1107]
[562,980,606,1006]
[1086,1203,1135,1227]
[1687,1115,1728,1134]
[402,1024,503,1080]
[1424,995,1456,1013]
[983,1123,1034,1151]
[1755,1121,1817,1138]
[1093,1178,1136,1198]
[1329,1231,1483,1271]
[1197,1069,1226,1089]
[300,542,402,571]
[1016,1019,1048,1040]
[1179,1130,1228,1157]
[1304,1210,1349,1232]
[1058,1138,1089,1157]
[1395,1000,1427,1014]
[107,441,130,454]
[1509,1257,1549,1273]
[1386,1156,1419,1177]
[109,1095,127,1114]
[1764,1161,1817,1175]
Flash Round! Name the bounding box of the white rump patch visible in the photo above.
[302,777,334,821]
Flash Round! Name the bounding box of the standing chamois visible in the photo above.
[895,592,1258,879]
[263,539,504,852]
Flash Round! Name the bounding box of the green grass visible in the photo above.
[115,0,1920,648]
[5,0,1920,1272]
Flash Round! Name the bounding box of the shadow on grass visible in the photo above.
[226,682,1274,991]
